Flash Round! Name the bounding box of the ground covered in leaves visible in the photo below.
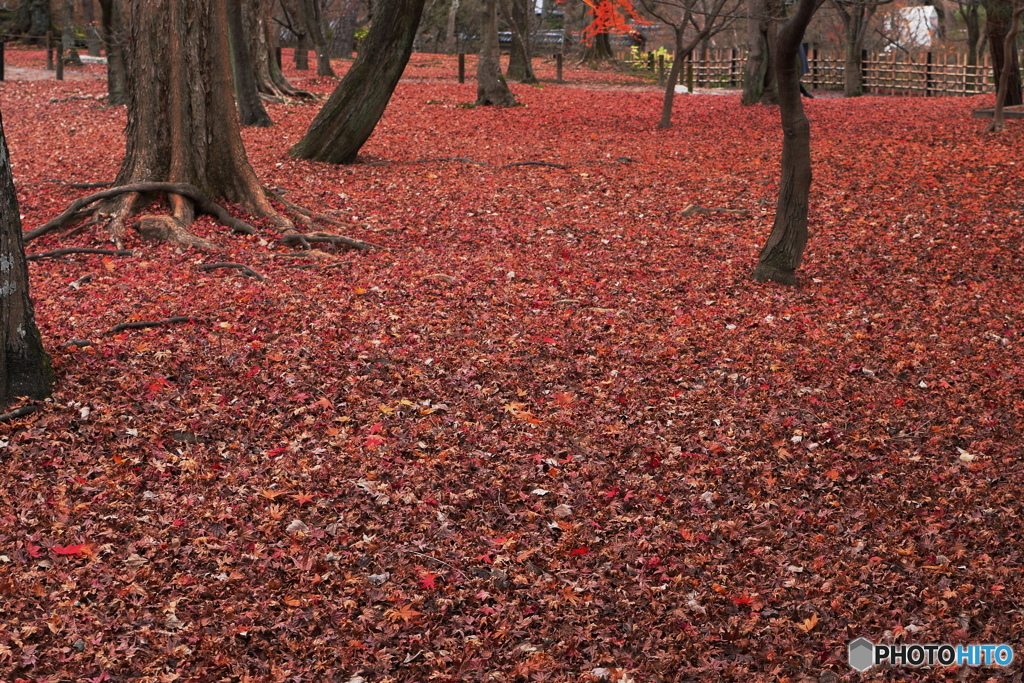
[2,50,1023,682]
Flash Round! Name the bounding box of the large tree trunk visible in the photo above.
[16,0,50,45]
[0,110,53,406]
[301,0,336,76]
[504,0,537,83]
[986,0,1023,106]
[98,0,126,105]
[109,0,278,242]
[753,0,817,285]
[291,0,426,163]
[80,0,102,56]
[477,0,517,105]
[61,0,83,66]
[228,0,272,126]
[742,0,782,105]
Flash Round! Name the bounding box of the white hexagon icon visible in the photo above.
[848,637,875,672]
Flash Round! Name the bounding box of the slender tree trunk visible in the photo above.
[986,0,1023,106]
[0,110,52,406]
[98,0,126,105]
[990,0,1023,130]
[228,0,272,126]
[291,0,426,163]
[742,0,783,104]
[61,0,83,66]
[504,0,537,83]
[660,28,687,128]
[332,1,358,57]
[81,0,102,56]
[444,0,460,53]
[302,0,336,76]
[753,0,817,285]
[477,0,517,105]
[113,0,276,234]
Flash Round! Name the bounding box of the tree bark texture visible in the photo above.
[443,0,460,53]
[247,0,309,99]
[985,0,1023,106]
[742,0,782,105]
[477,0,517,105]
[116,0,274,217]
[503,0,537,83]
[291,0,426,163]
[0,110,52,406]
[964,3,982,90]
[990,0,1023,130]
[753,0,817,285]
[98,0,127,105]
[228,0,273,126]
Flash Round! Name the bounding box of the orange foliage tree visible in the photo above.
[580,0,645,60]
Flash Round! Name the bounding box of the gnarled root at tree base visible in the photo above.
[25,183,377,253]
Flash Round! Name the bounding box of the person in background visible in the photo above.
[798,43,814,98]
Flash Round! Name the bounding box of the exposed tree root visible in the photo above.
[31,182,380,254]
[109,317,198,334]
[0,404,40,423]
[198,262,266,281]
[26,248,133,261]
[680,204,750,218]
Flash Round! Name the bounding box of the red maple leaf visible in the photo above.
[26,542,42,558]
[570,546,590,556]
[418,571,439,589]
[52,543,87,555]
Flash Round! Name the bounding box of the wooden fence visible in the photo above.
[616,47,995,96]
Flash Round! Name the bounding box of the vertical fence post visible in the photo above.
[730,48,738,87]
[686,52,694,92]
[657,53,665,86]
[926,51,934,96]
[56,37,64,81]
[861,48,868,94]
[556,53,563,83]
[46,35,53,70]
[458,53,465,83]
[811,48,818,88]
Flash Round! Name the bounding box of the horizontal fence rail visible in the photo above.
[615,47,995,96]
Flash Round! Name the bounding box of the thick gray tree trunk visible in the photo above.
[61,0,83,66]
[986,0,1023,106]
[742,0,782,104]
[477,0,516,105]
[0,111,52,406]
[503,0,537,83]
[291,0,426,163]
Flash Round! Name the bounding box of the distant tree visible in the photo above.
[985,0,1023,106]
[503,0,538,83]
[637,0,740,127]
[228,0,273,126]
[989,0,1023,131]
[580,0,642,63]
[291,0,426,163]
[955,0,984,91]
[0,110,52,407]
[331,0,360,57]
[297,0,336,76]
[81,0,102,56]
[61,0,83,65]
[831,0,894,97]
[753,0,820,284]
[478,0,518,103]
[97,0,126,105]
[742,0,784,104]
[14,0,50,45]
[249,0,313,100]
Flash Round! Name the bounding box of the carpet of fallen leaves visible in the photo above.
[1,49,1024,682]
